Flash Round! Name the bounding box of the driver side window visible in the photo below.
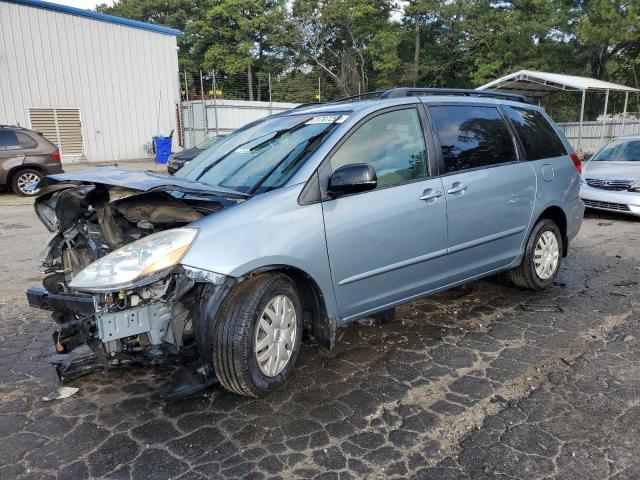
[330,108,430,188]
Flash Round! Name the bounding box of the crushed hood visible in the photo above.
[39,167,249,199]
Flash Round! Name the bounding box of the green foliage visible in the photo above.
[96,0,640,111]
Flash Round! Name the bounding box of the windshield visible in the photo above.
[592,140,640,162]
[196,136,223,150]
[176,113,344,194]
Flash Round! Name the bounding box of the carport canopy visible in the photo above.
[476,70,640,150]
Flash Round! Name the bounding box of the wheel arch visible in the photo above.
[534,205,568,257]
[7,164,46,187]
[247,265,336,349]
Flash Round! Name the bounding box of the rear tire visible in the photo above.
[11,168,44,196]
[510,219,562,291]
[211,273,303,397]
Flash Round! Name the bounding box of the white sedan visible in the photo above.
[580,135,640,217]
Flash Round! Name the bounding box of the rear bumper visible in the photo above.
[580,185,640,216]
[566,196,585,242]
[42,162,65,175]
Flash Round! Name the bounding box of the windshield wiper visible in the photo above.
[195,131,284,180]
[145,171,250,199]
[248,125,336,194]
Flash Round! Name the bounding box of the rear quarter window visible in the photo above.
[503,106,567,160]
[16,132,38,149]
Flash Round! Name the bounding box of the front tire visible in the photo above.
[510,219,562,291]
[211,273,303,397]
[11,168,43,196]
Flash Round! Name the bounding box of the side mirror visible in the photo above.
[327,163,377,197]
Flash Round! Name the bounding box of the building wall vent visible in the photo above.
[29,108,84,156]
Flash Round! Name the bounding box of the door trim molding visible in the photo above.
[338,247,448,285]
[448,226,526,254]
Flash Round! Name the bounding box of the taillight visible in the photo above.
[569,152,582,175]
[50,150,61,162]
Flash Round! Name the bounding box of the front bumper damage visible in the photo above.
[26,266,229,397]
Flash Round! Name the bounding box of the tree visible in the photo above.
[199,0,288,101]
[576,0,640,81]
[95,0,639,110]
[288,0,394,95]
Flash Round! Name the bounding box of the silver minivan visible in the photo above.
[28,88,584,397]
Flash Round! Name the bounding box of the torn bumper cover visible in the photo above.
[27,266,227,382]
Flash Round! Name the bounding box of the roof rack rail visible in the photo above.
[380,87,532,104]
[291,90,387,110]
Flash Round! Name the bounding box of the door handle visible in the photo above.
[447,183,468,194]
[419,189,442,201]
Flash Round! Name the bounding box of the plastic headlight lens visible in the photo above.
[630,182,640,192]
[35,197,59,232]
[69,227,198,292]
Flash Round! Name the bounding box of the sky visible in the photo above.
[51,0,113,9]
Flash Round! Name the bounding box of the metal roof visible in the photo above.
[3,0,181,36]
[477,70,639,98]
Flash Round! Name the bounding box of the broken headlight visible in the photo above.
[69,227,198,292]
[35,196,59,232]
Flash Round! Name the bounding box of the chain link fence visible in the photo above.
[177,70,640,153]
[178,70,368,148]
[180,70,364,104]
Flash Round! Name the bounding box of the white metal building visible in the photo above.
[0,0,180,163]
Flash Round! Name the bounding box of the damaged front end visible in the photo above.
[27,267,199,381]
[27,168,241,383]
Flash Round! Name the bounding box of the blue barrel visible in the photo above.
[153,136,172,164]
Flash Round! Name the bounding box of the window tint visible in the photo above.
[330,108,429,187]
[0,130,20,150]
[16,132,37,149]
[430,105,516,173]
[503,106,567,160]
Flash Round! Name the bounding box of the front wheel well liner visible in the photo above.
[248,265,335,349]
[535,206,568,256]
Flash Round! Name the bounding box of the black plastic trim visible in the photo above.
[27,287,95,315]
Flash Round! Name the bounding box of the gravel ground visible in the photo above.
[0,173,639,480]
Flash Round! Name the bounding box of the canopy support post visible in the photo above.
[601,89,609,143]
[622,92,629,133]
[577,90,586,152]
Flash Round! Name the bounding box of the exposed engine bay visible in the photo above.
[26,168,240,386]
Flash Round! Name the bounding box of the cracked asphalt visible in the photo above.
[0,184,639,480]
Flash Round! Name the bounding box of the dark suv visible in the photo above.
[0,126,64,196]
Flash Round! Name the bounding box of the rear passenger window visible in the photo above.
[16,132,37,149]
[503,107,567,160]
[430,105,516,173]
[0,131,20,150]
[330,108,430,188]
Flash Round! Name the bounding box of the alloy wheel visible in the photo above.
[17,172,41,195]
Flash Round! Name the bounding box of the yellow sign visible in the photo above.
[314,94,321,100]
[209,90,223,96]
